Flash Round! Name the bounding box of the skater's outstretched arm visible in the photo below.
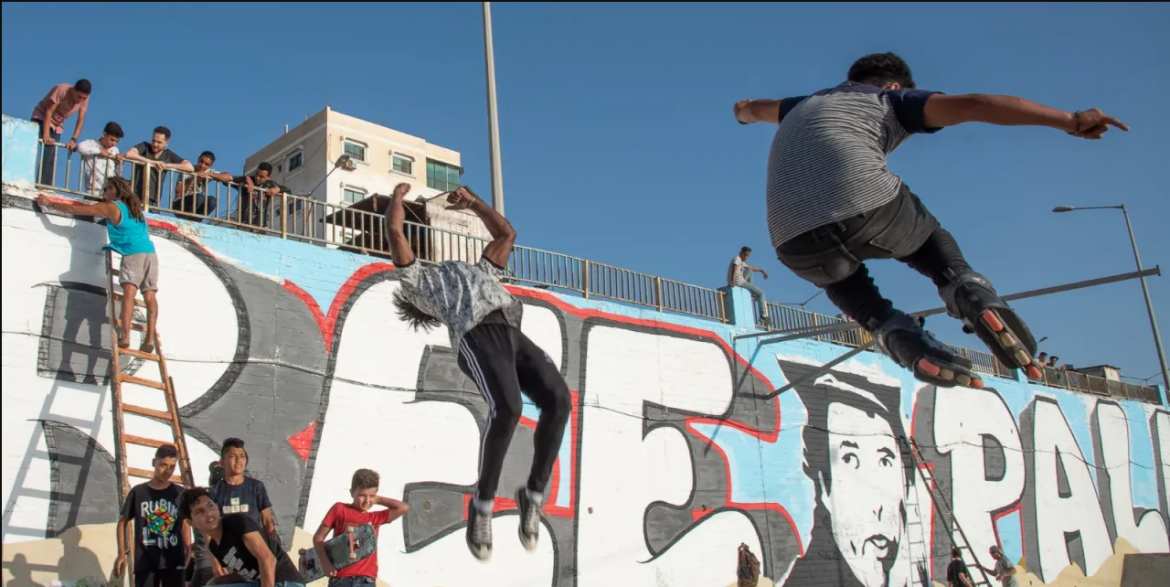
[923,94,1129,139]
[445,186,516,269]
[734,97,808,125]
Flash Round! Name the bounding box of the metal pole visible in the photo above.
[483,2,505,215]
[1121,205,1169,389]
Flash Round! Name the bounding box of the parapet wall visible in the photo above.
[3,117,1170,587]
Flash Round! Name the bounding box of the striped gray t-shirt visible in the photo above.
[764,81,942,248]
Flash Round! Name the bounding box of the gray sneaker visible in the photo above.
[466,500,492,561]
[516,488,541,551]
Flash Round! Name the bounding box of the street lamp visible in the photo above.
[482,2,505,215]
[1053,204,1169,389]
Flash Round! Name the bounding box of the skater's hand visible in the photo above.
[322,562,338,578]
[761,270,769,280]
[445,187,477,211]
[113,554,127,578]
[1070,108,1129,140]
[733,100,755,124]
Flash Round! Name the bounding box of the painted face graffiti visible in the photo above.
[825,402,904,585]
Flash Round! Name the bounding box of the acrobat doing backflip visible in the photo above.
[735,52,1128,388]
[383,183,571,561]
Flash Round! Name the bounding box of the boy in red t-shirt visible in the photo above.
[312,470,408,587]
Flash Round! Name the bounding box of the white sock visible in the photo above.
[473,497,494,515]
[526,488,544,505]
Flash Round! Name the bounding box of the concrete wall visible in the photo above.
[4,135,1170,586]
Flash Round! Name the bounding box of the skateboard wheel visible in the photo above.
[998,331,1016,348]
[1013,349,1031,366]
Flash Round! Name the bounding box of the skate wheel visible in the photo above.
[956,374,971,387]
[1013,349,1032,366]
[998,331,1017,348]
[970,376,985,390]
[982,310,1005,332]
[1026,365,1043,380]
[917,359,941,377]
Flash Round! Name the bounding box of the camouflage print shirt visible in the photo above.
[397,257,523,348]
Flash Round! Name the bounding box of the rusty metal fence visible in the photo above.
[33,142,727,322]
[31,142,1163,404]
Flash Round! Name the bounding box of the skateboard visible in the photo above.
[298,524,377,583]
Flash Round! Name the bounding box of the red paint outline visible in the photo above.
[278,265,799,538]
[283,262,395,354]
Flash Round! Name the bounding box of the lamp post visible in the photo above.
[1054,205,1168,389]
[482,2,505,215]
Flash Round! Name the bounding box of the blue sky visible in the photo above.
[2,2,1167,385]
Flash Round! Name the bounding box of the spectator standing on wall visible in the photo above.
[124,127,194,207]
[174,151,231,219]
[30,79,92,185]
[76,121,124,196]
[727,246,771,326]
[36,177,160,352]
[233,163,287,230]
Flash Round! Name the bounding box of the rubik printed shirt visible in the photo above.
[120,482,185,572]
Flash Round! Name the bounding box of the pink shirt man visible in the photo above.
[31,81,90,136]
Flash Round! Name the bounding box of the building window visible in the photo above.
[392,153,414,175]
[343,187,367,205]
[288,152,303,172]
[426,159,461,191]
[343,140,367,163]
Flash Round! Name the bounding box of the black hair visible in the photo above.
[740,246,752,254]
[847,53,916,89]
[74,79,92,94]
[952,547,962,558]
[178,487,213,521]
[200,151,216,163]
[155,444,178,460]
[393,289,441,332]
[221,437,247,458]
[153,126,172,140]
[103,122,124,138]
[257,162,273,174]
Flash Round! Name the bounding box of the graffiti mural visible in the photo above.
[3,186,1170,587]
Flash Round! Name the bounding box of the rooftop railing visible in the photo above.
[31,141,1163,404]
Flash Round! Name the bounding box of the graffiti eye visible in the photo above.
[842,453,859,468]
[879,456,893,467]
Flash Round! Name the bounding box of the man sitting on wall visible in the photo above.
[727,246,771,327]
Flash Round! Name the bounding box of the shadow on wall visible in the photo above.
[2,526,110,587]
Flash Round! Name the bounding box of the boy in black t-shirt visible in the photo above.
[180,487,305,587]
[946,547,975,587]
[114,445,191,587]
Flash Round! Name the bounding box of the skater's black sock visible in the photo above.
[825,264,896,330]
[899,228,972,288]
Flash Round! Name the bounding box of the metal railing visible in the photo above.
[31,141,1163,404]
[758,294,1162,404]
[33,141,728,322]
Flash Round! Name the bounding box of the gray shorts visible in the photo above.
[121,253,160,292]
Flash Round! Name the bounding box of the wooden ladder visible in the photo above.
[105,250,195,583]
[901,435,995,587]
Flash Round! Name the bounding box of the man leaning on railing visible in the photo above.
[174,151,232,219]
[123,126,193,206]
[76,121,124,197]
[31,79,91,186]
[233,162,288,231]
